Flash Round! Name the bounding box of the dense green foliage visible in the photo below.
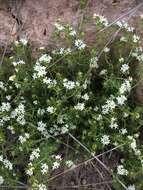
[0,15,143,190]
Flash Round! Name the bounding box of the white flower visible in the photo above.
[141,159,143,167]
[93,14,108,26]
[132,35,140,43]
[41,163,49,174]
[26,168,33,176]
[43,78,57,88]
[55,155,62,161]
[6,95,11,101]
[127,26,134,32]
[130,138,137,151]
[37,121,49,138]
[17,117,26,126]
[9,75,16,81]
[3,159,13,170]
[99,69,107,76]
[123,112,129,118]
[109,118,118,129]
[39,54,52,63]
[82,93,89,101]
[0,102,11,112]
[26,164,34,176]
[120,64,129,73]
[0,155,3,162]
[74,103,85,111]
[43,78,52,84]
[101,135,110,145]
[39,46,45,50]
[0,176,4,185]
[75,39,86,50]
[61,125,69,134]
[14,38,28,46]
[128,136,133,140]
[116,95,127,105]
[33,100,38,105]
[15,83,21,89]
[19,133,30,144]
[120,159,125,163]
[37,121,46,133]
[25,133,30,139]
[131,51,138,58]
[33,62,47,78]
[57,116,64,124]
[0,119,4,127]
[116,21,123,28]
[69,30,76,36]
[127,185,136,190]
[37,108,45,116]
[30,148,40,161]
[93,13,100,18]
[7,126,15,134]
[59,48,65,54]
[120,36,127,42]
[96,114,102,121]
[90,57,99,69]
[103,47,110,53]
[47,106,55,114]
[2,116,10,122]
[11,103,25,125]
[65,48,72,54]
[63,79,78,90]
[119,79,132,94]
[0,176,4,186]
[52,161,60,170]
[65,160,74,168]
[19,38,28,45]
[134,149,141,156]
[117,165,128,176]
[120,128,127,135]
[54,22,64,31]
[116,20,134,32]
[94,106,99,111]
[0,81,6,91]
[38,184,47,190]
[119,57,124,63]
[14,40,19,46]
[102,99,116,114]
[12,60,25,67]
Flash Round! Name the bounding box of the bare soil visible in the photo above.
[0,0,142,47]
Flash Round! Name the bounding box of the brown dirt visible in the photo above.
[48,151,120,190]
[0,0,142,47]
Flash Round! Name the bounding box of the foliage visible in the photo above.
[0,15,143,190]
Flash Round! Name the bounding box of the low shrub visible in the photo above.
[0,14,143,190]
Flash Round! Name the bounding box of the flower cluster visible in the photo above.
[117,165,128,176]
[19,133,30,144]
[11,103,26,125]
[33,62,47,79]
[75,39,86,50]
[93,13,108,26]
[0,155,13,171]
